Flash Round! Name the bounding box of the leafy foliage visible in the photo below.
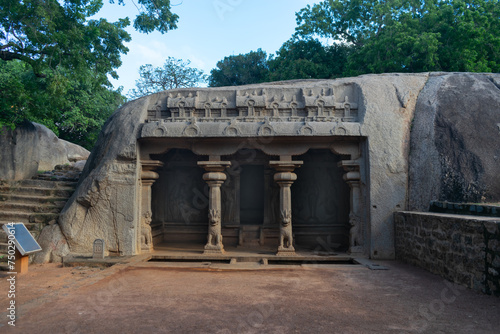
[0,59,125,150]
[295,0,500,75]
[128,57,207,99]
[268,38,351,81]
[208,49,270,87]
[0,0,178,148]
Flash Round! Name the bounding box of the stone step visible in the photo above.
[0,193,70,205]
[2,179,78,189]
[0,186,74,198]
[35,174,80,182]
[239,226,262,246]
[0,211,59,225]
[0,202,64,214]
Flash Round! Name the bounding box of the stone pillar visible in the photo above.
[339,160,363,254]
[140,160,163,253]
[198,160,231,254]
[269,159,303,256]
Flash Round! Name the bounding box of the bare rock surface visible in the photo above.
[0,122,89,180]
[409,73,500,210]
[0,121,39,180]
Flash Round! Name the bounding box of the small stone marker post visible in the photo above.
[93,239,105,259]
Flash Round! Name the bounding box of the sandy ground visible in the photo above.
[0,260,498,334]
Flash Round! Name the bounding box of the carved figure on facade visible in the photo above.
[206,209,223,249]
[141,211,153,251]
[223,119,241,136]
[278,209,294,251]
[349,212,363,252]
[298,123,315,135]
[258,118,275,136]
[183,118,200,136]
[145,85,359,124]
[141,121,168,138]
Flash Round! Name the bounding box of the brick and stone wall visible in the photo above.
[394,211,500,296]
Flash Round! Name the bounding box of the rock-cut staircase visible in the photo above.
[0,177,78,267]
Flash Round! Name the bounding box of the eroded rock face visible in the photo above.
[0,122,90,180]
[58,97,151,256]
[32,224,70,264]
[409,73,500,210]
[0,121,39,180]
[34,123,89,171]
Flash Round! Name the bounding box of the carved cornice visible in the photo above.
[146,86,359,123]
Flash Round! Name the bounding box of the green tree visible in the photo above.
[0,0,179,148]
[208,49,270,87]
[128,57,207,99]
[0,59,125,150]
[295,0,500,75]
[268,38,351,81]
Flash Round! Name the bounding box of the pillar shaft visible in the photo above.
[140,160,163,253]
[198,161,231,254]
[270,160,303,256]
[339,160,364,254]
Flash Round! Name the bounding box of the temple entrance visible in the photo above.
[151,149,208,247]
[240,165,264,225]
[147,145,355,254]
[292,149,351,251]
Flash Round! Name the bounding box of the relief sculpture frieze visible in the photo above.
[145,85,359,123]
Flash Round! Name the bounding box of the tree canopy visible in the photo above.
[268,38,350,81]
[128,57,207,99]
[295,0,500,74]
[208,49,270,87]
[0,0,178,149]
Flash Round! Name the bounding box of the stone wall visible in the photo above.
[394,211,500,296]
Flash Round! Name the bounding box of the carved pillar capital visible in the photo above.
[198,161,231,254]
[269,161,303,172]
[270,160,303,256]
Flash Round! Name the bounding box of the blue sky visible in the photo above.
[96,0,319,95]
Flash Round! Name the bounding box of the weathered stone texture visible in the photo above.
[58,97,151,256]
[409,73,500,210]
[32,224,70,264]
[395,211,500,296]
[356,73,428,258]
[0,121,89,180]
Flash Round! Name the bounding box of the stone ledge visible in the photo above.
[430,201,500,218]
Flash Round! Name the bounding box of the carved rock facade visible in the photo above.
[42,73,500,262]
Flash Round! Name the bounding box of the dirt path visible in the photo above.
[0,261,498,333]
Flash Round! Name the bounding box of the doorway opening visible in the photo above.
[240,164,265,225]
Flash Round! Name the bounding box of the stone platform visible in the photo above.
[63,242,361,270]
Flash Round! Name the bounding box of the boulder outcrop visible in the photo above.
[408,73,500,210]
[0,122,90,180]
